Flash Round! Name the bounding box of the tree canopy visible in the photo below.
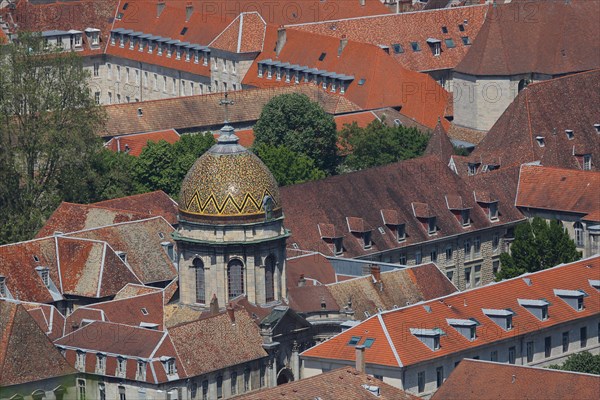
[338,119,429,171]
[0,34,105,243]
[495,217,581,280]
[253,144,326,186]
[549,352,600,375]
[253,93,338,174]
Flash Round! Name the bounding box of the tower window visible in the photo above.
[265,255,276,302]
[194,258,205,304]
[228,259,244,300]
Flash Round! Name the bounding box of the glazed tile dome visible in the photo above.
[178,124,281,222]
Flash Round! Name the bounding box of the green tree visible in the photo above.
[549,352,600,375]
[0,33,105,244]
[253,144,326,186]
[253,93,338,173]
[496,218,581,280]
[134,134,215,198]
[339,120,429,171]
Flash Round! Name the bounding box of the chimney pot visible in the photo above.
[370,264,381,283]
[355,345,366,373]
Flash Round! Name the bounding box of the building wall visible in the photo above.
[0,375,77,400]
[210,54,255,93]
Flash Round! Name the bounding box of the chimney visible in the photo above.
[298,274,306,287]
[338,35,348,57]
[276,27,286,57]
[157,0,166,18]
[227,303,235,324]
[355,345,366,373]
[370,264,381,283]
[209,294,219,315]
[185,1,193,22]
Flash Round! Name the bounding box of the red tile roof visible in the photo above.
[287,284,340,313]
[243,27,450,130]
[286,252,338,288]
[102,85,361,137]
[455,0,600,76]
[302,256,600,367]
[21,302,65,341]
[66,217,177,284]
[92,190,179,226]
[516,165,600,215]
[280,156,523,257]
[105,129,180,156]
[168,309,267,376]
[36,201,157,238]
[469,70,600,172]
[288,4,488,72]
[424,120,455,164]
[209,12,266,53]
[0,300,76,387]
[431,359,600,400]
[335,111,378,131]
[233,367,420,400]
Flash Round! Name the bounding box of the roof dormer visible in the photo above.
[447,318,478,341]
[589,279,600,292]
[482,308,514,331]
[412,202,437,235]
[410,328,444,351]
[347,217,372,250]
[446,195,471,227]
[0,275,12,299]
[554,289,587,311]
[380,209,406,242]
[318,223,344,256]
[518,298,549,321]
[474,191,499,222]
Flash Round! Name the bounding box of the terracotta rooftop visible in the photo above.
[20,302,65,341]
[326,263,458,321]
[209,12,266,53]
[424,121,456,164]
[92,190,179,226]
[469,70,600,172]
[243,27,449,130]
[516,165,600,215]
[455,0,600,76]
[65,217,178,284]
[431,359,600,400]
[280,156,523,257]
[286,252,338,288]
[105,129,180,157]
[232,367,420,400]
[101,85,361,137]
[0,301,76,387]
[168,309,267,376]
[335,111,379,132]
[302,256,600,368]
[287,4,488,72]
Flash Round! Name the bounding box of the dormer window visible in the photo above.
[116,357,127,377]
[137,360,147,380]
[176,48,181,59]
[483,308,514,331]
[347,217,372,250]
[410,328,443,351]
[363,231,372,250]
[75,350,86,371]
[129,38,134,50]
[161,357,177,375]
[554,289,587,311]
[111,34,116,46]
[334,238,344,255]
[565,129,574,140]
[518,299,549,321]
[276,68,281,81]
[583,154,592,170]
[536,136,545,147]
[91,32,99,46]
[594,123,600,134]
[468,163,478,176]
[589,280,600,291]
[461,209,470,227]
[194,51,199,63]
[0,276,6,297]
[119,34,125,48]
[35,266,50,288]
[447,319,478,341]
[139,39,144,52]
[489,202,499,221]
[428,217,437,235]
[461,36,471,45]
[396,224,406,242]
[258,64,263,77]
[161,242,175,262]
[116,251,127,263]
[426,38,441,56]
[96,353,106,374]
[158,44,163,56]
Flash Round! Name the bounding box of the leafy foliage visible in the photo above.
[0,34,105,244]
[338,120,429,171]
[549,352,600,375]
[495,217,581,280]
[253,93,338,174]
[253,144,326,186]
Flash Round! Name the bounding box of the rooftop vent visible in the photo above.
[535,136,545,147]
[594,124,600,133]
[115,251,127,263]
[565,129,574,140]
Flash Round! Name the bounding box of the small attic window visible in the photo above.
[461,209,470,227]
[518,299,550,321]
[363,231,372,250]
[0,276,6,297]
[441,26,448,33]
[447,319,478,341]
[458,24,465,32]
[116,251,127,263]
[334,238,344,255]
[461,36,471,45]
[33,255,40,262]
[410,42,421,52]
[396,224,406,242]
[364,338,375,348]
[410,328,443,351]
[536,136,545,147]
[158,232,165,239]
[483,308,514,331]
[123,2,129,10]
[348,336,362,346]
[141,308,149,315]
[554,289,587,311]
[428,217,437,235]
[589,279,600,291]
[318,52,326,61]
[565,129,574,140]
[116,12,123,20]
[393,43,404,54]
[445,38,455,48]
[180,27,188,35]
[358,78,366,86]
[36,266,50,288]
[594,123,600,133]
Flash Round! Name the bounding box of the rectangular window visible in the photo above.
[417,371,425,393]
[144,71,148,88]
[348,336,361,346]
[411,42,421,52]
[119,386,126,400]
[96,354,106,373]
[474,265,481,287]
[461,36,471,45]
[489,202,499,221]
[217,375,223,399]
[77,379,86,400]
[583,155,592,170]
[562,331,570,352]
[436,366,444,388]
[76,351,86,370]
[430,249,438,263]
[492,233,500,252]
[465,267,472,288]
[260,364,266,388]
[508,346,516,364]
[490,350,498,362]
[172,78,177,95]
[231,371,238,395]
[117,66,121,81]
[125,67,130,83]
[107,63,112,80]
[137,361,146,380]
[415,251,422,264]
[580,326,587,347]
[464,240,472,260]
[446,269,454,282]
[117,357,126,377]
[244,369,251,392]
[444,38,455,48]
[526,341,534,363]
[493,260,500,275]
[545,336,552,357]
[93,62,99,77]
[445,246,453,265]
[399,253,407,265]
[474,236,481,257]
[99,383,106,400]
[135,69,139,85]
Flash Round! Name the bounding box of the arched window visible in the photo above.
[574,222,584,247]
[228,259,244,300]
[265,255,276,302]
[193,258,205,304]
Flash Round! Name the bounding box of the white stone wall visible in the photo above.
[0,376,76,400]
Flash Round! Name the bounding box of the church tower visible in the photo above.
[173,120,289,308]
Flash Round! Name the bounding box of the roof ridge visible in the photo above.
[63,215,165,235]
[110,128,180,139]
[377,313,403,367]
[524,89,537,161]
[0,303,18,376]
